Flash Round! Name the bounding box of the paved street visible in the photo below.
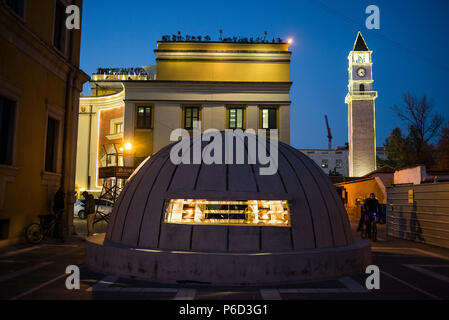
[1,223,449,300]
[73,216,108,237]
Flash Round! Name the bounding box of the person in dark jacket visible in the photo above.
[82,191,96,237]
[362,193,382,236]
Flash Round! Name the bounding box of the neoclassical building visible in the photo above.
[77,39,293,194]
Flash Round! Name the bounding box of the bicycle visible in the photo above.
[361,212,377,241]
[25,214,59,244]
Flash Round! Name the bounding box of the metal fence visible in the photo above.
[387,182,449,249]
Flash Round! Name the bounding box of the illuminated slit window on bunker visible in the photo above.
[164,199,291,227]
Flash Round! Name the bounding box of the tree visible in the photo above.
[434,121,449,171]
[384,93,444,169]
[382,128,409,169]
[392,93,443,148]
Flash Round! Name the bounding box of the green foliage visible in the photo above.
[383,128,409,169]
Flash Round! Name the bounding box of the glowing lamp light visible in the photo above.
[119,147,124,152]
[287,38,293,45]
[125,142,133,151]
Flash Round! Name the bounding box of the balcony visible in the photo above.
[106,132,124,141]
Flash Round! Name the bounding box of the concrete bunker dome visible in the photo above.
[86,132,370,284]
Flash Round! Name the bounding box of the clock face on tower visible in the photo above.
[357,67,366,77]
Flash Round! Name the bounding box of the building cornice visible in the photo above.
[119,81,292,103]
[124,99,292,105]
[80,88,125,107]
[121,80,293,87]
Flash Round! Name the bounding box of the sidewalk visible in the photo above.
[350,220,449,261]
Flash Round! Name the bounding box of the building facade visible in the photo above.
[0,0,89,246]
[299,148,349,176]
[299,147,387,177]
[345,32,378,177]
[77,39,292,194]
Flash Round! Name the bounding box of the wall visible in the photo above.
[153,104,182,154]
[97,106,124,186]
[76,91,125,193]
[335,178,385,221]
[300,149,349,177]
[0,0,89,246]
[156,42,291,82]
[394,165,427,185]
[387,182,449,249]
[348,99,376,177]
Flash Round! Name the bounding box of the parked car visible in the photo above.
[74,198,114,219]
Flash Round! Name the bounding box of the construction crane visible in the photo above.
[325,115,333,150]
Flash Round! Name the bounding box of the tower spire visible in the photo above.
[353,31,369,51]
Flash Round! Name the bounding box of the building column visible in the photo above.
[124,102,135,167]
[279,105,291,145]
[246,105,259,132]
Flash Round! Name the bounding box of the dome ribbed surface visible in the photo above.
[105,132,353,252]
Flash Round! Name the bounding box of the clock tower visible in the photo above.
[345,32,378,177]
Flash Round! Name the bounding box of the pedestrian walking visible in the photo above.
[82,191,96,237]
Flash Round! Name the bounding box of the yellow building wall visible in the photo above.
[156,42,291,82]
[133,130,154,160]
[0,41,65,239]
[133,105,154,160]
[0,0,88,246]
[157,61,290,82]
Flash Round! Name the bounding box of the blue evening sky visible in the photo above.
[80,0,449,149]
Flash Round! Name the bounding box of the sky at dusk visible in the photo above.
[80,0,449,149]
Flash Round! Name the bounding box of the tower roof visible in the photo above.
[353,31,369,51]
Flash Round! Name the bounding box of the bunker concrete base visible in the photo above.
[86,234,371,285]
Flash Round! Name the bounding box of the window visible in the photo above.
[136,106,152,129]
[114,122,124,134]
[53,1,66,53]
[184,107,200,130]
[4,0,25,17]
[165,199,291,227]
[228,108,244,129]
[336,159,343,168]
[0,96,16,166]
[261,108,277,130]
[360,84,365,92]
[321,159,329,169]
[45,117,59,172]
